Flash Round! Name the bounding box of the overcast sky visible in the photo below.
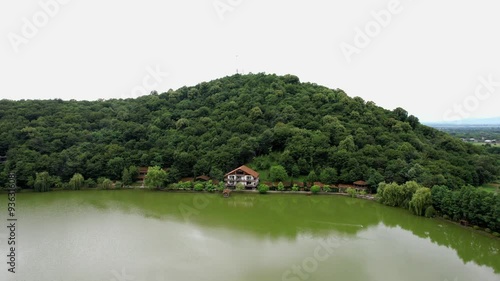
[1,0,499,122]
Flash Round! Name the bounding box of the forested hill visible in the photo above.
[0,73,498,189]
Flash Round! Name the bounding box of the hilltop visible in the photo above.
[0,73,498,189]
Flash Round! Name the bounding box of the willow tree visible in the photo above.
[145,166,167,189]
[34,172,52,192]
[409,187,432,216]
[68,173,84,190]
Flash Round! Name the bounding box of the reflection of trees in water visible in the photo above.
[34,190,500,274]
[378,205,500,274]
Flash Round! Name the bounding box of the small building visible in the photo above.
[196,175,211,181]
[138,167,149,181]
[353,180,368,189]
[337,184,355,192]
[225,165,259,189]
[137,167,169,181]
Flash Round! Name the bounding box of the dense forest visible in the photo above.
[0,73,499,190]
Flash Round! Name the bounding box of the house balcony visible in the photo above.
[226,176,257,181]
[225,180,259,188]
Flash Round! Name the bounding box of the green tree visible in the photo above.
[311,185,321,194]
[277,181,285,191]
[269,165,288,182]
[291,164,300,178]
[145,166,167,189]
[320,167,337,184]
[34,172,52,192]
[85,178,96,188]
[68,173,84,190]
[409,187,432,216]
[122,168,132,185]
[338,135,357,152]
[128,165,139,182]
[99,178,113,189]
[307,170,318,184]
[367,169,384,192]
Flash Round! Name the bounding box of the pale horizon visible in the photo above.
[1,0,500,123]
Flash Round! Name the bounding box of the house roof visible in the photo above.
[196,175,211,181]
[225,165,259,178]
[353,180,368,186]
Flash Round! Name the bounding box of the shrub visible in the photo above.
[85,178,96,188]
[311,185,321,194]
[114,181,123,189]
[194,183,204,192]
[323,185,331,192]
[443,214,449,220]
[424,206,436,218]
[179,181,193,190]
[346,187,357,198]
[473,225,480,230]
[205,180,216,192]
[291,184,299,191]
[485,228,492,233]
[492,232,500,237]
[258,184,269,194]
[360,190,367,196]
[99,178,113,190]
[331,187,339,193]
[277,182,285,191]
[217,182,225,192]
[235,182,245,191]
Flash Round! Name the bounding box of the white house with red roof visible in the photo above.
[224,165,260,189]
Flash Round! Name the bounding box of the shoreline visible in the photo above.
[2,187,497,239]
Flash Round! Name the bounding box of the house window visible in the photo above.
[246,176,252,180]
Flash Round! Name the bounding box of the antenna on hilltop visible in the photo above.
[235,55,239,74]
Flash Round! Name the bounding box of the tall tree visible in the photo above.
[68,173,84,190]
[269,165,288,182]
[145,166,167,189]
[34,172,52,192]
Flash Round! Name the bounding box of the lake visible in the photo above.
[0,190,499,281]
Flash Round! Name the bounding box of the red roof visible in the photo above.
[353,180,368,186]
[196,175,211,181]
[225,165,259,178]
[180,177,195,182]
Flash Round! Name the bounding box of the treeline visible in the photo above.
[378,181,500,233]
[432,185,500,233]
[0,73,499,189]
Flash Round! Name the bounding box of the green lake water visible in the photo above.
[0,190,499,281]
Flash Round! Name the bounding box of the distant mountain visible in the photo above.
[425,117,500,127]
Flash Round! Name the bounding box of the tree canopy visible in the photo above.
[0,73,498,189]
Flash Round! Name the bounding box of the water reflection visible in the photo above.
[3,190,499,281]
